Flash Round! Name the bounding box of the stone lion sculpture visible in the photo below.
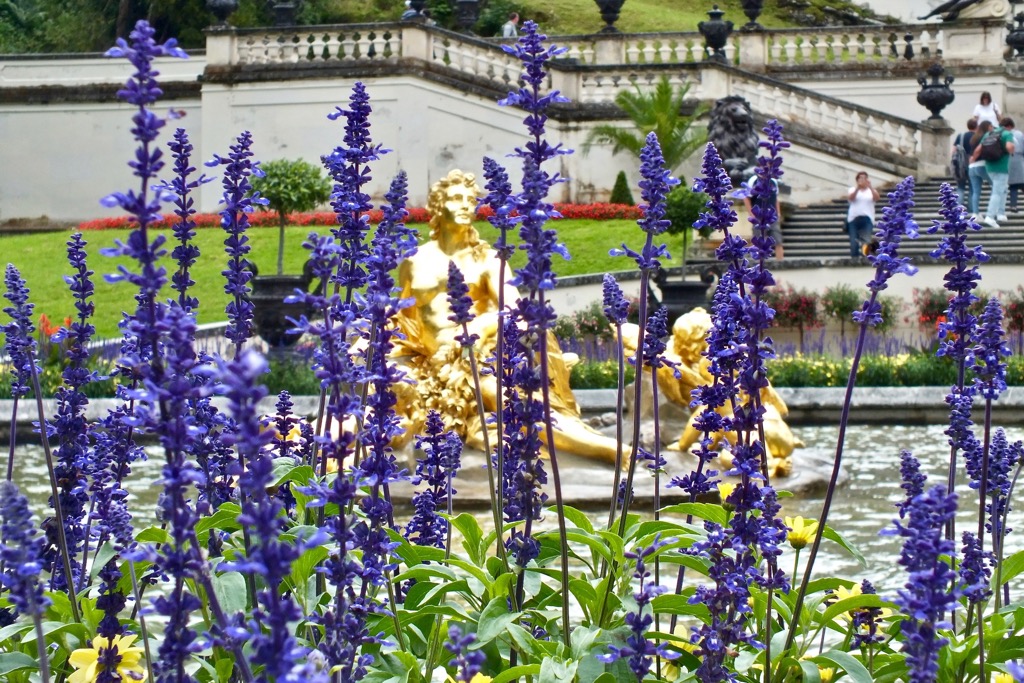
[707,95,760,188]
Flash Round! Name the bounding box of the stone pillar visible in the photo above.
[400,24,430,62]
[550,66,580,103]
[204,28,237,67]
[593,34,625,64]
[699,64,731,101]
[736,30,767,71]
[918,119,955,179]
[942,20,1008,67]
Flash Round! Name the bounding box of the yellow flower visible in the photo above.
[717,481,736,509]
[994,673,1013,683]
[784,516,818,550]
[69,634,146,683]
[446,675,492,683]
[819,667,835,683]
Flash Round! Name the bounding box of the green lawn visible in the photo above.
[0,219,682,339]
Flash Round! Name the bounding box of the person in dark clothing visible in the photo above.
[953,117,978,205]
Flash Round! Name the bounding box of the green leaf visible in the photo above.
[491,665,541,683]
[210,571,248,616]
[820,594,890,628]
[660,502,728,527]
[0,652,37,676]
[652,594,711,622]
[557,505,595,534]
[539,657,578,683]
[563,531,612,564]
[813,650,873,683]
[994,548,1024,590]
[0,621,33,643]
[798,658,821,683]
[450,513,485,565]
[135,526,170,545]
[21,620,89,644]
[475,596,520,645]
[288,545,328,594]
[822,525,867,568]
[272,461,316,488]
[195,504,242,537]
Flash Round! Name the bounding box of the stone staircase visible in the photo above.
[781,177,1024,260]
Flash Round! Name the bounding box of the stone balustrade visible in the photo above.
[205,19,1006,72]
[427,32,525,89]
[211,24,403,66]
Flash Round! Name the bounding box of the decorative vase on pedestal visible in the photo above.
[699,5,734,63]
[594,0,626,34]
[916,63,955,120]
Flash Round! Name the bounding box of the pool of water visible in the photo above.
[8,423,1022,595]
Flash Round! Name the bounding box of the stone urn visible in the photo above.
[249,260,319,348]
[594,0,626,33]
[206,0,238,27]
[699,5,734,63]
[653,266,719,326]
[916,62,955,120]
[1008,13,1024,59]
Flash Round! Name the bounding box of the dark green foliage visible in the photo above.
[252,159,332,219]
[264,357,320,395]
[476,0,526,36]
[251,158,332,274]
[767,352,986,388]
[609,171,635,206]
[569,359,635,389]
[662,185,707,266]
[583,77,708,173]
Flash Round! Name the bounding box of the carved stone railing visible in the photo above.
[727,75,919,156]
[555,33,733,66]
[208,24,403,66]
[426,31,525,90]
[201,23,948,177]
[764,25,942,67]
[205,19,1006,73]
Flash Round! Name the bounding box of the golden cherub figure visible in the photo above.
[622,307,801,478]
[391,169,618,461]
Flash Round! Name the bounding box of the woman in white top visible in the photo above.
[846,171,879,258]
[973,91,1001,128]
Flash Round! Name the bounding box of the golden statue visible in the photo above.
[622,307,801,478]
[391,169,618,461]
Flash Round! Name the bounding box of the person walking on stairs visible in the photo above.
[971,118,1015,228]
[846,171,878,258]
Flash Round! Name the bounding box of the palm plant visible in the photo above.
[583,76,708,174]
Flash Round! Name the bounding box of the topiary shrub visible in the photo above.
[663,185,708,265]
[251,158,332,275]
[609,171,635,206]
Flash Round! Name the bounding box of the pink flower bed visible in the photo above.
[77,203,643,231]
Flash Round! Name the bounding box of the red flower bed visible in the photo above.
[77,203,643,231]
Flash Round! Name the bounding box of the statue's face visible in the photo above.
[442,182,476,227]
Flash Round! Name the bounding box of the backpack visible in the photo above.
[951,133,969,183]
[978,129,1007,163]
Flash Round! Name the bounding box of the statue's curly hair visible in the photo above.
[427,169,483,244]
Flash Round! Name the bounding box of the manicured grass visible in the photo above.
[0,218,683,339]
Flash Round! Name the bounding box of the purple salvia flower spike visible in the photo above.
[406,412,462,548]
[598,535,680,681]
[213,350,325,681]
[2,263,38,481]
[447,262,479,348]
[601,273,629,326]
[208,130,265,355]
[324,82,389,295]
[446,624,487,683]
[166,128,210,311]
[884,478,960,683]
